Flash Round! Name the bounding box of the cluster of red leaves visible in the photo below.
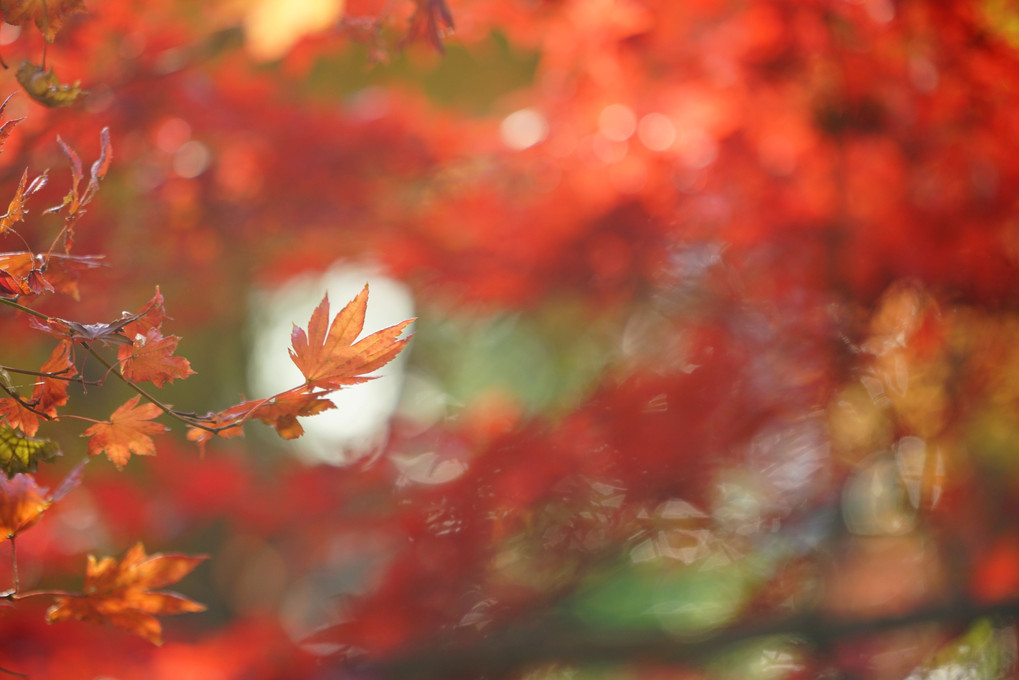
[0,0,1014,678]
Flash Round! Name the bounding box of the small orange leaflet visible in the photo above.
[289,284,414,389]
[83,396,168,469]
[46,542,207,645]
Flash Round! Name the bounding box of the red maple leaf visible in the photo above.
[83,396,168,469]
[289,285,413,390]
[117,328,195,387]
[46,542,207,645]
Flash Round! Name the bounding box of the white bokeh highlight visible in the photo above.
[248,264,415,465]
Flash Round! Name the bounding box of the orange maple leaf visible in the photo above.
[0,340,75,436]
[185,390,335,450]
[0,397,40,436]
[0,460,83,538]
[46,542,207,645]
[289,285,413,389]
[251,390,336,439]
[117,328,195,388]
[0,0,86,42]
[83,396,168,469]
[0,168,47,233]
[36,340,75,414]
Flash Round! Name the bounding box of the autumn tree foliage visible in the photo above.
[0,0,1016,679]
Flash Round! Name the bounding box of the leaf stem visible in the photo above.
[84,347,219,433]
[9,538,16,594]
[10,588,74,600]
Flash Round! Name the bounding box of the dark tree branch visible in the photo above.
[344,596,1019,679]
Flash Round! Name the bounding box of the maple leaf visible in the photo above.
[0,460,84,538]
[404,0,455,53]
[186,411,246,454]
[0,397,40,436]
[0,0,86,41]
[251,390,336,439]
[16,61,84,107]
[117,328,195,387]
[49,127,112,221]
[0,340,76,436]
[0,168,47,233]
[36,340,75,415]
[46,543,207,645]
[0,94,24,154]
[0,251,103,300]
[0,425,59,477]
[185,389,335,451]
[289,285,413,390]
[121,287,168,338]
[83,396,168,470]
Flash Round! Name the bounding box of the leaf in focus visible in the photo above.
[120,287,168,339]
[0,0,86,41]
[250,390,336,439]
[33,309,145,346]
[185,389,335,451]
[0,460,83,538]
[16,62,84,108]
[0,252,103,300]
[0,93,24,154]
[289,285,413,389]
[0,425,60,478]
[0,168,47,233]
[46,542,207,645]
[47,128,110,251]
[117,328,195,387]
[0,397,40,436]
[35,340,75,416]
[83,396,168,470]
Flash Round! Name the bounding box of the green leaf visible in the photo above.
[16,61,84,108]
[0,425,60,477]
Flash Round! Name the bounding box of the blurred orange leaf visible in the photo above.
[46,542,207,645]
[0,460,84,538]
[83,396,168,469]
[289,285,413,390]
[0,0,86,41]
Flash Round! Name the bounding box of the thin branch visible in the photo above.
[83,347,219,433]
[0,664,27,679]
[10,589,75,601]
[0,364,100,386]
[8,538,16,594]
[0,382,51,420]
[0,297,50,321]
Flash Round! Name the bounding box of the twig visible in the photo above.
[0,365,101,386]
[345,597,1019,679]
[82,347,219,433]
[0,382,51,420]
